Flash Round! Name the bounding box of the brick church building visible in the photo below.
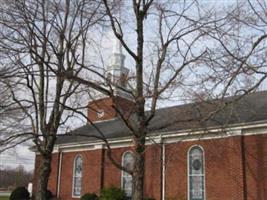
[33,39,267,200]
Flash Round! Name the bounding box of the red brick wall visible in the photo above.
[58,150,102,200]
[103,147,127,188]
[244,134,267,200]
[48,153,60,195]
[102,145,162,199]
[32,133,267,200]
[144,144,162,200]
[88,98,117,122]
[87,96,135,122]
[165,136,245,200]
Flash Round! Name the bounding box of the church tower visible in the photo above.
[106,37,129,91]
[87,37,134,123]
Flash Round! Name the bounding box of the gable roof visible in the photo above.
[56,91,267,145]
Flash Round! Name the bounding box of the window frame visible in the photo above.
[121,151,134,198]
[187,145,205,200]
[72,155,83,198]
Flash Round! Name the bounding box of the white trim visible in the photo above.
[57,152,63,198]
[162,143,166,200]
[187,145,205,200]
[46,121,267,154]
[162,129,242,144]
[72,155,83,198]
[61,147,95,153]
[242,126,267,135]
[94,144,104,149]
[90,117,119,124]
[55,138,132,153]
[31,121,267,154]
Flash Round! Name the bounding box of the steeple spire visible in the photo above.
[108,37,126,74]
[106,6,129,90]
[106,37,129,88]
[113,32,123,55]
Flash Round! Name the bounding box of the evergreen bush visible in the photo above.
[9,187,30,200]
[80,193,98,200]
[99,186,128,200]
[46,190,53,199]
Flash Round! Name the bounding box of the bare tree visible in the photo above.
[61,1,233,200]
[201,0,267,96]
[0,66,27,152]
[65,1,267,199]
[0,0,104,199]
[1,1,263,200]
[0,165,33,189]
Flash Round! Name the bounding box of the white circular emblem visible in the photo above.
[97,110,105,118]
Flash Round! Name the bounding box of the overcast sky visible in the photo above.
[0,145,35,171]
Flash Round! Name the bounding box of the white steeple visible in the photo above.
[106,6,129,90]
[106,37,129,88]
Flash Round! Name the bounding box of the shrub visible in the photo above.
[167,197,185,200]
[80,193,98,200]
[30,190,54,200]
[10,187,30,200]
[46,190,54,199]
[99,186,128,200]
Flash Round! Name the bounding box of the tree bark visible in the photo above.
[132,136,146,200]
[36,153,52,200]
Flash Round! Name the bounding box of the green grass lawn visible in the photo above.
[0,197,9,200]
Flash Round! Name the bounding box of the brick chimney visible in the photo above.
[87,96,135,123]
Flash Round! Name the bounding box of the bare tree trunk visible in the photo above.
[37,154,52,200]
[36,134,55,200]
[132,136,146,200]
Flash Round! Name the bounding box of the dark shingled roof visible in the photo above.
[56,91,267,145]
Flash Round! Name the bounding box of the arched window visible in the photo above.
[72,155,83,197]
[121,151,134,197]
[188,146,205,200]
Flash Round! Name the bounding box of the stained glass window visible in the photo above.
[73,155,83,197]
[122,151,134,198]
[188,146,205,200]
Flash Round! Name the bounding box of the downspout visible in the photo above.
[240,133,247,200]
[56,151,63,198]
[100,145,105,190]
[160,135,166,200]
